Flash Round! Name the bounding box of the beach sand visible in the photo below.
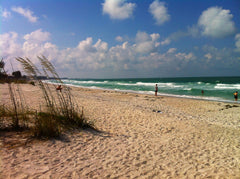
[1,83,240,178]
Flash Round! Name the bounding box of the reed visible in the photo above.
[1,56,93,138]
[1,60,21,129]
[15,56,91,138]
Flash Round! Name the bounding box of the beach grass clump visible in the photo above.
[14,56,92,138]
[1,56,94,138]
[0,104,30,130]
[0,105,7,128]
[0,60,30,129]
[33,112,61,138]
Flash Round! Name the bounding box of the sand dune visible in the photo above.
[1,84,240,178]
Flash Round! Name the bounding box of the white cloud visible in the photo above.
[77,37,96,53]
[202,45,232,61]
[198,6,236,38]
[136,31,150,43]
[204,53,212,60]
[11,6,38,23]
[235,33,240,52]
[135,41,156,54]
[149,0,170,25]
[150,33,160,41]
[24,29,50,43]
[115,36,123,42]
[94,39,108,52]
[135,31,160,54]
[109,42,134,62]
[102,0,136,20]
[1,8,11,18]
[175,52,195,61]
[122,42,129,49]
[167,48,177,54]
[161,38,170,45]
[0,32,22,58]
[0,30,58,71]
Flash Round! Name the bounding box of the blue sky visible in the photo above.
[1,0,240,78]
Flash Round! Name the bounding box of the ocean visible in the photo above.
[49,76,240,103]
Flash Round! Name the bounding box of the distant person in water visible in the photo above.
[56,85,62,92]
[201,90,204,95]
[234,91,238,101]
[155,84,158,96]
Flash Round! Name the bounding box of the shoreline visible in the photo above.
[46,81,240,104]
[1,83,240,178]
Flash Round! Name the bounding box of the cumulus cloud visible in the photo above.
[150,33,160,41]
[149,0,170,25]
[198,6,236,38]
[204,53,212,60]
[102,0,136,20]
[167,48,177,54]
[94,39,108,52]
[77,37,97,53]
[23,30,57,64]
[0,30,57,70]
[175,52,196,61]
[11,6,38,23]
[235,33,240,52]
[0,32,22,58]
[115,36,123,42]
[202,45,233,61]
[136,31,150,43]
[135,31,160,54]
[24,29,50,43]
[161,38,170,45]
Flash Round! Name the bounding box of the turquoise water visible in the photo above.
[50,76,240,103]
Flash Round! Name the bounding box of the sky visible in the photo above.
[1,0,240,78]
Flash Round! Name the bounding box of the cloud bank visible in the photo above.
[2,28,239,78]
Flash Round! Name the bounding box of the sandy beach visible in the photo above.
[1,83,240,178]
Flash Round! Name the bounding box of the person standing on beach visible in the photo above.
[155,84,158,96]
[234,91,238,101]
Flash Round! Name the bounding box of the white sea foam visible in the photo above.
[157,92,238,103]
[214,84,240,90]
[158,82,174,86]
[136,82,156,86]
[117,82,176,88]
[117,83,137,86]
[63,80,108,85]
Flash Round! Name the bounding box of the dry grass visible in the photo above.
[0,56,94,139]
